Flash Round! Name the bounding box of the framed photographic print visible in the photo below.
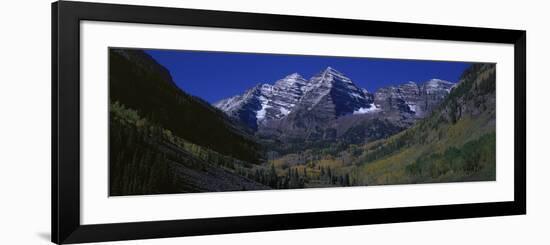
[52,1,526,244]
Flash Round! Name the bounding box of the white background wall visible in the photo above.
[0,0,547,244]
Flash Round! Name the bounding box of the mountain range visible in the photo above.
[214,66,455,152]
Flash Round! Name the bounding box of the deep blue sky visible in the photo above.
[146,49,472,103]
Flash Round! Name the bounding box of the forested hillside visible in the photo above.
[110,49,262,164]
[354,63,497,184]
[109,49,265,195]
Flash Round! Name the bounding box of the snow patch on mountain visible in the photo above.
[350,92,363,99]
[256,96,271,120]
[407,103,417,113]
[279,107,291,116]
[353,104,381,114]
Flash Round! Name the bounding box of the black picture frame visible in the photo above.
[52,1,526,244]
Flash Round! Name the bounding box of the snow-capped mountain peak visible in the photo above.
[319,66,353,84]
[423,78,455,94]
[213,72,310,129]
[295,67,375,117]
[283,72,302,80]
[274,73,307,91]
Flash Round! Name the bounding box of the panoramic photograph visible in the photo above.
[108,48,496,196]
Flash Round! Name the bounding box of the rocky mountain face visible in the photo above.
[295,67,376,117]
[214,73,308,130]
[214,66,455,152]
[373,79,455,118]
